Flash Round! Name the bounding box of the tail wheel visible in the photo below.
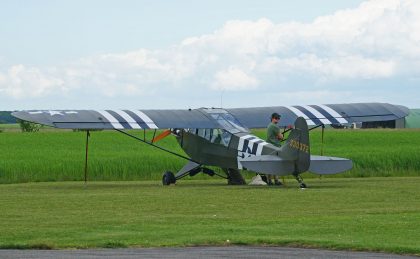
[162,171,176,185]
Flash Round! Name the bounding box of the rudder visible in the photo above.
[280,117,310,173]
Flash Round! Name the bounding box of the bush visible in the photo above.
[17,119,42,132]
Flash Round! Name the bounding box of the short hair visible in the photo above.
[271,113,281,119]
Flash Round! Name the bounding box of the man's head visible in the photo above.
[271,113,281,124]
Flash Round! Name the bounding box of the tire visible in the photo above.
[222,168,246,185]
[162,171,176,185]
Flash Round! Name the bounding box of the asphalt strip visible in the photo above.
[0,246,418,259]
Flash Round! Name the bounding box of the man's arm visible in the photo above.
[275,127,284,140]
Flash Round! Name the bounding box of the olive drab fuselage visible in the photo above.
[176,128,282,170]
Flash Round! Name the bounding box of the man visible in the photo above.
[266,112,284,185]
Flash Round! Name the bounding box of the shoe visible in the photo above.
[267,180,273,185]
[274,180,282,186]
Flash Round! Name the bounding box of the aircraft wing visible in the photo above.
[227,103,409,128]
[12,102,409,130]
[11,109,219,130]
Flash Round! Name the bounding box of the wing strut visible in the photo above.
[115,129,199,163]
[321,125,325,156]
[84,130,90,184]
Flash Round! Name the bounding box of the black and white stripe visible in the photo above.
[95,110,158,129]
[285,105,348,125]
[285,106,316,126]
[96,110,125,129]
[317,104,348,124]
[294,106,324,125]
[123,110,158,129]
[310,105,340,124]
[237,134,269,169]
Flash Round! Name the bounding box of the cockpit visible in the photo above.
[186,109,250,147]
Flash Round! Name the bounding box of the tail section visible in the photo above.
[239,116,353,176]
[308,155,353,174]
[238,117,311,176]
[280,117,310,173]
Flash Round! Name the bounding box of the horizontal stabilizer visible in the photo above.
[309,155,353,175]
[239,155,295,176]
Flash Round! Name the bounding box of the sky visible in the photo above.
[0,0,419,110]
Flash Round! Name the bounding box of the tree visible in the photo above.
[17,119,42,132]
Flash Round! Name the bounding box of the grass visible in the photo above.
[1,129,420,183]
[0,177,418,255]
[0,124,20,133]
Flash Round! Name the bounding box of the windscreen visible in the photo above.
[203,109,249,133]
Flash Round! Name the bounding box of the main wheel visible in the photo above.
[162,171,176,185]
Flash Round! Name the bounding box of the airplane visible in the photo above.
[12,102,409,188]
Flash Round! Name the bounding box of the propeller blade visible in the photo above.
[152,129,172,143]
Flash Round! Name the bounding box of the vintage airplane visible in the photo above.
[12,102,409,188]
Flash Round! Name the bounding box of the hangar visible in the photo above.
[405,109,420,128]
[359,108,418,129]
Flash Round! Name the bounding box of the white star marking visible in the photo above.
[46,110,64,116]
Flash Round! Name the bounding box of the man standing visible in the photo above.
[266,112,284,185]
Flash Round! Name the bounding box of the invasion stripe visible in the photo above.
[114,110,142,129]
[123,110,149,129]
[237,135,253,169]
[106,110,133,129]
[285,106,316,126]
[294,106,323,125]
[256,142,268,156]
[248,139,264,155]
[310,105,340,124]
[96,110,124,129]
[317,104,348,124]
[302,105,332,125]
[238,135,253,153]
[129,110,158,129]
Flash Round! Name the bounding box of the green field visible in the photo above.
[1,129,419,254]
[0,178,418,255]
[0,129,420,183]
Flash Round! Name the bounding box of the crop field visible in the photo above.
[0,178,419,254]
[0,128,419,183]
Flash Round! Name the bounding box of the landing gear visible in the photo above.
[223,168,246,185]
[162,162,231,186]
[162,171,176,185]
[294,174,307,189]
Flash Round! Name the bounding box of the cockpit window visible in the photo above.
[201,108,249,134]
[210,128,231,147]
[189,128,231,147]
[209,113,248,134]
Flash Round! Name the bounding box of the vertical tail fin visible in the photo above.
[280,117,310,173]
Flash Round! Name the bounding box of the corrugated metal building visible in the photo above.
[405,109,420,128]
[359,108,418,129]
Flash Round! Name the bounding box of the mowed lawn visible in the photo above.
[0,177,419,255]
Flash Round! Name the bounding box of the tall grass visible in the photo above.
[0,129,419,183]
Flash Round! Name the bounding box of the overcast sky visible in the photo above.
[0,0,419,110]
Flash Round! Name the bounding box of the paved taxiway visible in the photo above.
[0,246,417,259]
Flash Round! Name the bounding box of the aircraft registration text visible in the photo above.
[288,139,309,153]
